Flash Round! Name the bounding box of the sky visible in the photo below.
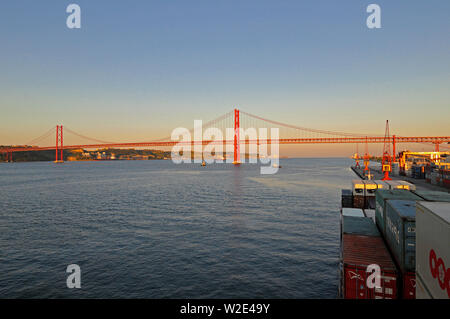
[0,1,449,156]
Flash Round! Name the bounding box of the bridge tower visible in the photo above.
[233,108,240,164]
[381,120,392,181]
[5,151,12,162]
[55,125,64,163]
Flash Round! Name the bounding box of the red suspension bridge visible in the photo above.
[1,109,449,164]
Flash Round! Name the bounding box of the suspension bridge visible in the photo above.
[1,109,449,164]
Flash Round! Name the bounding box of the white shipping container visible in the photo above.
[364,180,377,197]
[397,180,416,191]
[352,179,365,196]
[386,180,403,190]
[416,273,432,299]
[375,180,390,190]
[416,201,450,299]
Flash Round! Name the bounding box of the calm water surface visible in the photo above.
[0,158,356,298]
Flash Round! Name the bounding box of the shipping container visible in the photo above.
[352,180,365,209]
[364,209,376,223]
[397,180,416,191]
[341,189,353,208]
[416,201,450,299]
[340,208,365,242]
[385,180,404,190]
[342,208,365,217]
[375,190,421,236]
[443,170,450,189]
[402,272,416,299]
[416,273,432,299]
[392,163,400,176]
[364,180,377,209]
[412,165,425,179]
[385,200,416,272]
[342,216,380,237]
[430,172,438,185]
[375,180,390,190]
[341,234,398,299]
[413,190,450,202]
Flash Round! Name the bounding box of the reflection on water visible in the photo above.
[0,158,355,298]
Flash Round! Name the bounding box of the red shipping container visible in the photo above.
[342,234,398,299]
[403,272,416,299]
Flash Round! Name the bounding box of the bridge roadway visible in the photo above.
[2,136,450,154]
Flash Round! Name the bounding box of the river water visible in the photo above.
[0,158,356,298]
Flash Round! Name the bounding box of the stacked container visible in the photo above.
[385,180,404,190]
[342,208,365,217]
[375,190,421,236]
[392,163,399,176]
[375,180,390,190]
[342,216,380,237]
[341,189,353,208]
[416,201,450,299]
[340,209,366,250]
[425,166,432,183]
[416,274,432,299]
[397,181,416,191]
[412,165,426,179]
[352,180,365,209]
[340,215,397,299]
[364,180,377,209]
[414,190,450,202]
[341,232,398,299]
[384,200,417,298]
[364,209,376,223]
[339,208,367,298]
[443,169,450,189]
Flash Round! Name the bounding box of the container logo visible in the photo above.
[429,249,450,298]
[348,271,363,281]
[348,265,381,289]
[387,216,400,245]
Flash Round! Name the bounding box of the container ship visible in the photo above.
[339,167,450,299]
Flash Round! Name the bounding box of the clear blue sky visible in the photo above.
[1,1,449,155]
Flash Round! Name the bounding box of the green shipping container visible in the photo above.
[413,190,450,202]
[375,189,421,236]
[342,216,380,237]
[385,200,416,272]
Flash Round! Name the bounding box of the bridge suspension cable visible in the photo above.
[239,110,384,138]
[25,127,55,146]
[64,127,116,144]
